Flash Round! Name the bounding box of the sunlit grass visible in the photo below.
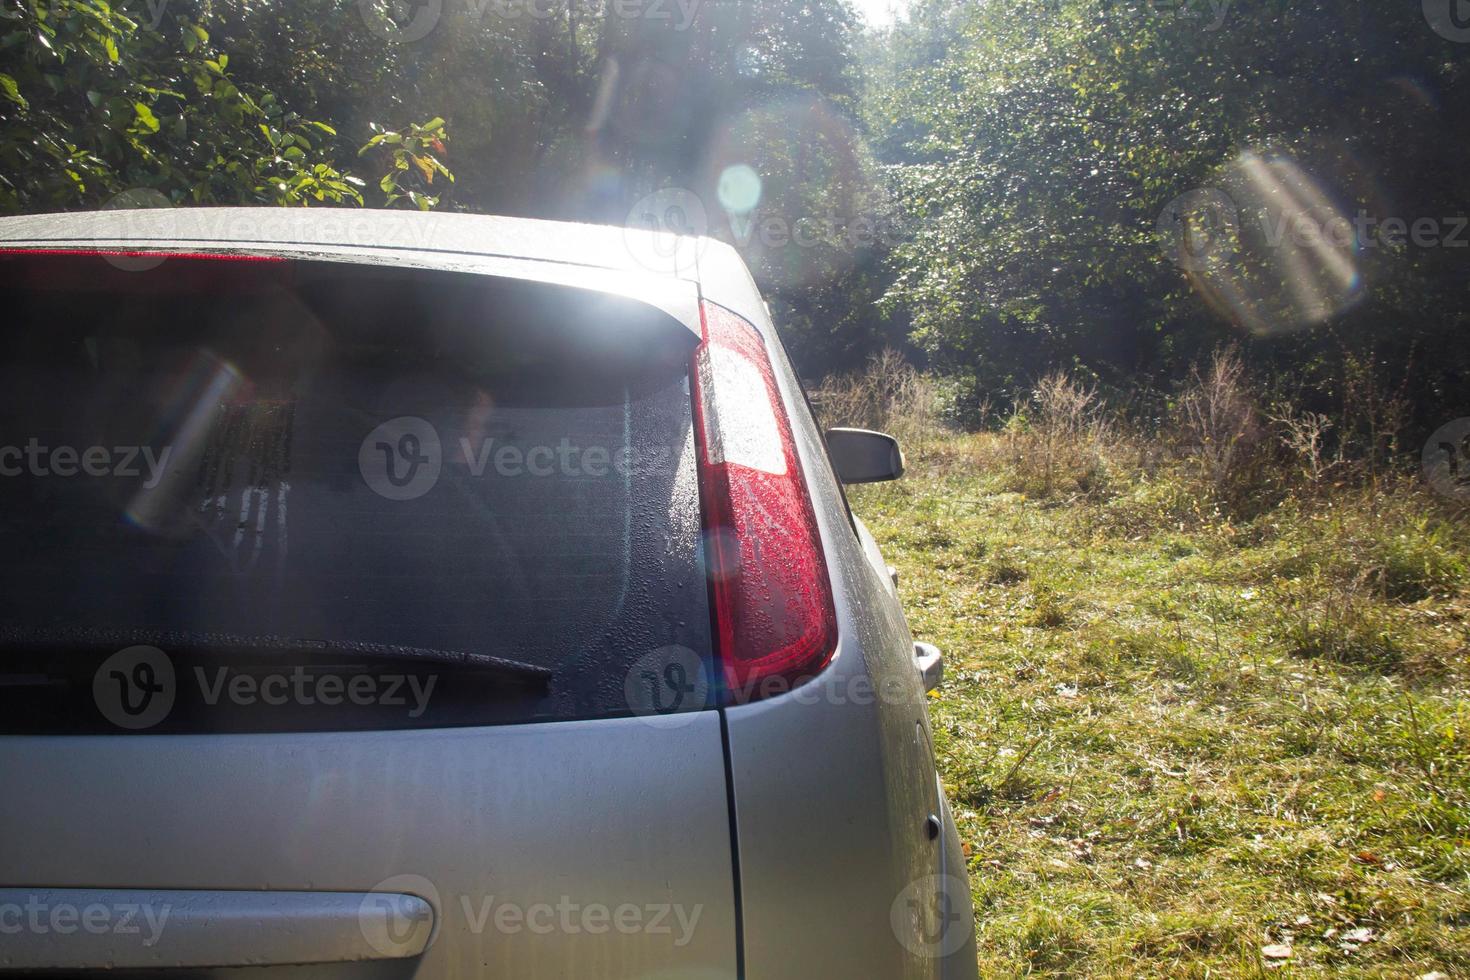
[851,433,1470,978]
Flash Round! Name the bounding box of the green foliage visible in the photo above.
[0,0,380,209]
[360,117,453,210]
[871,0,1470,437]
[3,0,1466,449]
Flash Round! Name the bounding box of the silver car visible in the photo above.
[0,208,976,979]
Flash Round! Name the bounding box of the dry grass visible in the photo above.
[812,349,1444,516]
[991,371,1125,498]
[850,435,1470,977]
[814,353,1470,975]
[1175,347,1266,504]
[809,348,942,450]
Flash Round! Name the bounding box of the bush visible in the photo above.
[994,371,1121,497]
[1269,405,1336,488]
[809,348,942,451]
[931,372,996,430]
[1174,347,1266,504]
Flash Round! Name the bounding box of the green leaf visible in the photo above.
[103,36,119,63]
[132,102,160,134]
[308,121,337,136]
[0,74,26,109]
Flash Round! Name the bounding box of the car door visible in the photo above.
[0,249,739,978]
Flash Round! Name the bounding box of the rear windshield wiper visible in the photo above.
[0,626,554,688]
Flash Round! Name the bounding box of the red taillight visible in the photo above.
[692,302,838,702]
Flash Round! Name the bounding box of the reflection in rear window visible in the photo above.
[0,256,711,723]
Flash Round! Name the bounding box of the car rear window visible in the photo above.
[0,254,712,731]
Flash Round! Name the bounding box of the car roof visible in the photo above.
[0,207,696,274]
[0,207,755,340]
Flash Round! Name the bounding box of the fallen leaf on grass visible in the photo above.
[1261,944,1292,960]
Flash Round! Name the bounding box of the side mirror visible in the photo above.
[825,428,905,484]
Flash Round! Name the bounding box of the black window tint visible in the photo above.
[0,258,711,730]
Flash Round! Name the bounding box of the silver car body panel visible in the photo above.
[0,209,701,279]
[699,241,975,979]
[0,718,738,977]
[0,209,975,979]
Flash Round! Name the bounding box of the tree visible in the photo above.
[872,0,1470,429]
[0,0,451,211]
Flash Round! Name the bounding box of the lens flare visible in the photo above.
[125,352,245,532]
[717,164,763,215]
[1184,149,1365,335]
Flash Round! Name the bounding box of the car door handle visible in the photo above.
[914,641,944,692]
[0,887,434,971]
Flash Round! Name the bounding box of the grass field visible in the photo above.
[849,433,1470,978]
